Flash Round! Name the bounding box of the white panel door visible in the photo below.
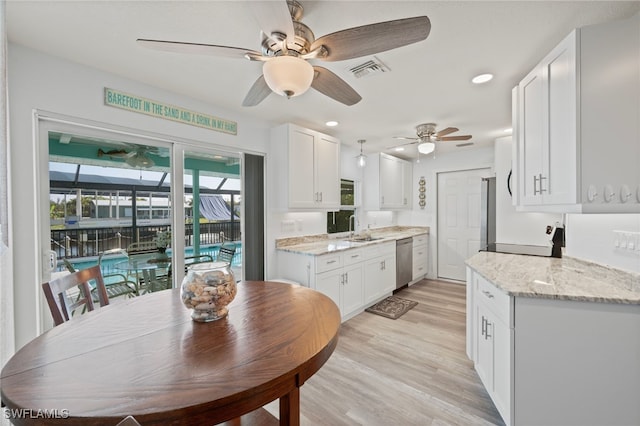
[437,168,488,281]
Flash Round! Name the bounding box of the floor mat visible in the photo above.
[365,296,418,320]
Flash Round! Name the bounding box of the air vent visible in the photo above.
[348,56,390,79]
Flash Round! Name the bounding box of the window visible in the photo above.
[327,179,356,234]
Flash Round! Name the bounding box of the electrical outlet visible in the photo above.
[613,230,640,254]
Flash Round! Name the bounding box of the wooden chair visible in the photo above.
[42,265,110,326]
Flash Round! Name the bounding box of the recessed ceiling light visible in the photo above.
[472,73,493,84]
[325,121,338,127]
[394,147,405,152]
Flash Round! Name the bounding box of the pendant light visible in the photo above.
[356,140,367,168]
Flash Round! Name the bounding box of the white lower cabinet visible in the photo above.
[363,242,396,305]
[472,272,513,425]
[315,249,364,320]
[412,234,428,281]
[277,242,399,321]
[467,266,640,426]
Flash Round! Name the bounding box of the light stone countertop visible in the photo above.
[466,251,640,304]
[275,226,429,256]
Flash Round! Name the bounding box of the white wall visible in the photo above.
[565,214,640,273]
[8,44,272,348]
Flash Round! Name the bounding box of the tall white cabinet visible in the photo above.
[271,123,341,210]
[513,13,640,213]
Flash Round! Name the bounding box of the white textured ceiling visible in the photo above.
[6,1,640,159]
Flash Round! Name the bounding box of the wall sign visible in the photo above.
[104,88,237,135]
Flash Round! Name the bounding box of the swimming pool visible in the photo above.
[59,243,242,282]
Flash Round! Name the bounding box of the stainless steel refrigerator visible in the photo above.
[480,177,496,252]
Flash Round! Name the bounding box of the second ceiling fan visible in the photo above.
[137,0,431,106]
[392,123,472,154]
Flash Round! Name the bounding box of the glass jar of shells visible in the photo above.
[180,261,237,322]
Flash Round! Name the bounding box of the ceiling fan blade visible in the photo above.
[311,66,362,106]
[435,127,459,137]
[310,16,431,62]
[387,140,419,149]
[393,136,420,141]
[440,135,472,141]
[137,39,261,59]
[249,0,295,43]
[242,75,272,107]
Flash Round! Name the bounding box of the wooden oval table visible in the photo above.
[0,281,341,425]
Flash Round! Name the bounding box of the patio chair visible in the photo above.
[217,240,236,266]
[97,249,138,298]
[123,244,172,293]
[42,265,110,326]
[63,254,137,300]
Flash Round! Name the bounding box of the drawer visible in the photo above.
[412,244,428,259]
[343,248,365,266]
[363,241,395,258]
[413,234,428,246]
[316,253,342,273]
[475,273,512,326]
[412,259,428,278]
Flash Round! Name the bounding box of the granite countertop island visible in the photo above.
[466,251,640,304]
[276,226,429,256]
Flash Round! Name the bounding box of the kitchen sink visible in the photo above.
[345,236,384,243]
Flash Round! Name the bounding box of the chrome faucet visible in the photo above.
[349,214,356,238]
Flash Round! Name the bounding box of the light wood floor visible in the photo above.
[267,279,504,425]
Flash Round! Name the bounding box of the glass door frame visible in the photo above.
[35,112,242,331]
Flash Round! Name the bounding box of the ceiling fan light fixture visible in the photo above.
[263,56,314,98]
[417,142,435,155]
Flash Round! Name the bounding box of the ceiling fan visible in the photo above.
[137,0,431,106]
[97,145,157,168]
[392,123,472,154]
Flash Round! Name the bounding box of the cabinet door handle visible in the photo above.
[533,175,538,195]
[485,321,492,340]
[482,290,494,299]
[343,272,348,284]
[351,254,360,259]
[481,316,486,337]
[381,196,384,204]
[319,192,323,202]
[538,173,547,193]
[326,260,337,265]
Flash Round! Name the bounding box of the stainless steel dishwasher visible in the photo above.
[396,237,413,289]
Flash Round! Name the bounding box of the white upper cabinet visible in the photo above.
[271,123,340,210]
[513,13,640,213]
[364,153,413,210]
